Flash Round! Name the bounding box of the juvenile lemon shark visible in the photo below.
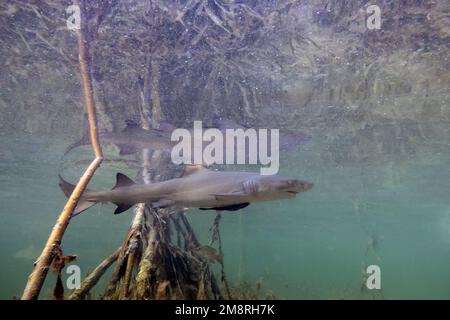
[64,120,175,156]
[64,118,310,156]
[59,165,313,216]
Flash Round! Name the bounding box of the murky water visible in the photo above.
[2,128,450,299]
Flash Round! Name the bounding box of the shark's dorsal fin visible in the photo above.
[122,119,168,136]
[122,119,140,131]
[113,173,136,189]
[182,164,209,177]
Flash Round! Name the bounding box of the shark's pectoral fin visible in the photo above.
[151,198,175,209]
[199,203,250,211]
[72,200,97,217]
[113,203,133,214]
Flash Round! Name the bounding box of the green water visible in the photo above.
[1,129,450,300]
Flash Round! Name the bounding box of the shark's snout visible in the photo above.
[260,178,314,195]
[283,179,314,194]
[298,180,314,192]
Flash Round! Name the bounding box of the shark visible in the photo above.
[64,119,176,156]
[59,165,313,216]
[212,117,311,153]
[64,118,310,156]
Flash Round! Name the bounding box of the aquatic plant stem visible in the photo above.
[21,6,103,299]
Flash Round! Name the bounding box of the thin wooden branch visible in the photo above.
[69,246,121,300]
[21,4,103,300]
[76,20,103,158]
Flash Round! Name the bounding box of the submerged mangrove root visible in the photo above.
[99,158,227,300]
[73,150,229,299]
[21,4,103,300]
[103,202,149,300]
[134,211,159,299]
[210,213,232,299]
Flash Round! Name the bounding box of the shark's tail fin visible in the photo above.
[63,114,90,156]
[58,175,97,216]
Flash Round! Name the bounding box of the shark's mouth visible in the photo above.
[286,191,299,195]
